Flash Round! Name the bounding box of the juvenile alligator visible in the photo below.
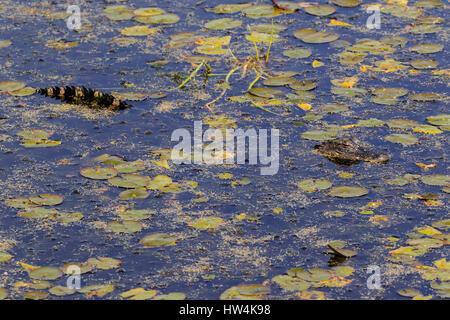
[36,86,132,111]
[315,137,389,165]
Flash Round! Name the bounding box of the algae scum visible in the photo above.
[0,0,448,300]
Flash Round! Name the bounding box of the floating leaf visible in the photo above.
[413,125,442,134]
[46,40,78,50]
[108,220,143,234]
[80,167,118,180]
[136,13,179,24]
[0,40,12,49]
[118,209,155,220]
[289,80,317,91]
[304,5,336,16]
[87,257,121,270]
[78,284,114,298]
[29,267,63,280]
[421,175,450,186]
[272,275,311,291]
[205,18,242,30]
[188,217,226,230]
[18,207,59,219]
[28,194,62,206]
[252,23,287,33]
[207,3,253,14]
[297,179,332,192]
[121,288,158,300]
[49,286,76,296]
[263,76,296,86]
[146,175,173,190]
[120,25,159,36]
[0,80,26,92]
[386,119,419,129]
[385,134,419,146]
[294,29,339,44]
[153,292,186,300]
[0,252,12,262]
[5,197,37,209]
[329,186,368,198]
[23,291,49,300]
[332,0,360,7]
[427,114,449,126]
[410,44,443,54]
[109,174,150,188]
[397,289,421,297]
[0,288,7,300]
[327,244,357,258]
[140,233,178,247]
[301,130,337,141]
[133,7,165,17]
[248,87,282,98]
[220,284,270,300]
[409,93,442,102]
[119,188,149,200]
[411,59,438,69]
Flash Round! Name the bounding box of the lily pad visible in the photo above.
[0,80,26,92]
[109,174,150,188]
[297,179,332,192]
[23,291,49,300]
[329,186,368,198]
[0,288,7,300]
[0,252,12,262]
[301,130,337,141]
[421,175,450,186]
[409,93,442,102]
[119,188,150,200]
[389,133,419,145]
[118,209,155,220]
[387,119,419,129]
[140,233,178,247]
[205,18,242,30]
[427,114,449,126]
[248,88,282,98]
[332,0,360,7]
[294,29,339,44]
[410,59,438,69]
[188,217,226,230]
[108,220,143,234]
[87,257,122,270]
[29,194,63,206]
[220,284,270,300]
[410,43,443,54]
[136,13,179,24]
[272,275,311,291]
[304,5,336,16]
[49,286,76,296]
[120,25,159,36]
[283,48,312,59]
[80,167,118,180]
[29,267,63,280]
[133,7,165,16]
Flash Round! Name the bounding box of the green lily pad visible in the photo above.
[80,167,118,180]
[207,3,252,14]
[409,93,443,102]
[384,133,419,147]
[146,175,173,190]
[357,118,385,127]
[320,103,349,113]
[372,88,408,98]
[23,291,49,300]
[397,289,421,297]
[121,288,158,300]
[410,43,443,54]
[427,114,449,126]
[140,233,178,247]
[297,179,332,192]
[28,194,63,206]
[10,87,36,96]
[263,76,296,87]
[332,0,360,7]
[120,25,159,36]
[78,285,114,297]
[87,257,121,270]
[329,186,368,198]
[0,252,12,262]
[133,7,165,16]
[135,13,179,24]
[294,29,339,44]
[55,212,83,224]
[410,59,438,69]
[409,24,441,34]
[0,40,12,49]
[118,209,155,220]
[119,188,150,200]
[242,4,286,19]
[94,154,125,165]
[0,80,26,92]
[248,87,282,98]
[304,5,336,16]
[61,262,93,275]
[331,87,367,97]
[421,175,450,186]
[49,286,76,296]
[205,18,242,30]
[18,207,59,219]
[413,125,443,134]
[327,244,357,258]
[29,267,63,280]
[109,174,150,188]
[414,0,443,8]
[283,48,312,59]
[188,217,226,230]
[0,288,7,299]
[220,284,270,300]
[289,80,317,91]
[432,219,450,231]
[272,275,311,291]
[5,197,37,209]
[108,220,143,234]
[301,130,337,141]
[153,292,187,300]
[337,51,367,65]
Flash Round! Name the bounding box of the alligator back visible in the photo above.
[37,86,132,111]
